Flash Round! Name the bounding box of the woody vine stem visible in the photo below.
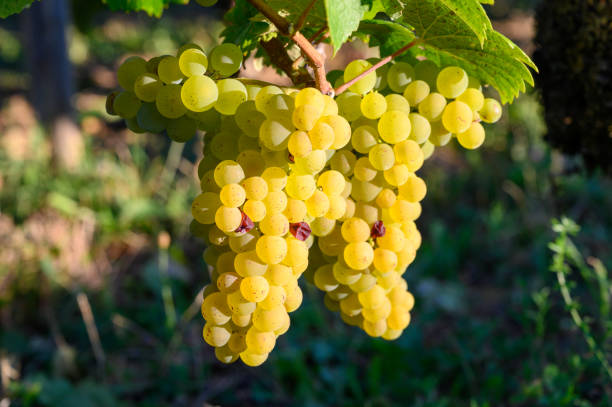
[245,0,420,95]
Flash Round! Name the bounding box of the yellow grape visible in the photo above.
[259,213,289,236]
[441,100,473,134]
[178,48,208,77]
[306,190,330,218]
[259,119,292,151]
[202,322,231,347]
[158,56,185,84]
[314,265,340,292]
[214,160,245,187]
[480,98,502,123]
[457,122,485,149]
[191,192,221,224]
[437,66,469,99]
[344,59,376,94]
[408,113,432,144]
[292,104,321,131]
[456,88,484,111]
[398,174,427,202]
[201,293,231,325]
[403,80,430,106]
[378,111,411,144]
[234,250,268,277]
[181,76,218,112]
[368,143,395,171]
[319,115,351,149]
[256,235,288,264]
[215,206,242,233]
[241,176,268,201]
[288,131,312,158]
[341,217,370,242]
[344,242,374,270]
[133,73,162,102]
[261,167,287,191]
[354,157,377,182]
[253,305,287,331]
[243,200,266,222]
[384,94,410,114]
[376,188,397,209]
[373,248,398,273]
[245,327,276,354]
[285,173,316,200]
[418,92,447,122]
[336,91,363,121]
[387,62,415,93]
[215,78,247,115]
[317,170,346,196]
[352,125,379,154]
[383,164,410,186]
[308,121,335,150]
[360,92,387,119]
[219,183,246,208]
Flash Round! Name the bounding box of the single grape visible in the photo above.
[181,75,219,112]
[417,92,446,122]
[113,91,141,119]
[235,100,265,138]
[403,80,430,106]
[215,78,247,115]
[133,73,162,102]
[210,43,243,77]
[437,66,469,99]
[441,100,473,134]
[387,62,415,93]
[179,48,208,77]
[157,56,185,84]
[361,92,387,119]
[457,122,485,149]
[117,56,147,91]
[384,94,410,114]
[479,98,502,123]
[136,103,167,133]
[259,119,292,151]
[378,111,411,144]
[408,113,431,144]
[344,59,376,95]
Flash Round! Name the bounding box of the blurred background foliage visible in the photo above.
[0,0,611,406]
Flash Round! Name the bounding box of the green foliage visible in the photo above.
[0,0,37,18]
[360,1,535,103]
[101,0,188,18]
[221,0,268,55]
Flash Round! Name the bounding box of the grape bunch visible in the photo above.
[107,43,503,366]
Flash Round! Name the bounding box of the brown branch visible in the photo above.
[246,0,332,94]
[260,37,314,87]
[335,39,420,95]
[295,0,318,32]
[308,25,328,43]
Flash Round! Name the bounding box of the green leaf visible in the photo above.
[222,0,269,54]
[267,0,328,28]
[102,0,187,18]
[360,19,536,103]
[383,0,492,46]
[0,0,37,18]
[324,0,368,53]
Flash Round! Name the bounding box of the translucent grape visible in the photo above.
[243,200,266,222]
[288,130,312,158]
[294,149,326,175]
[344,59,376,94]
[417,92,446,122]
[262,93,294,120]
[368,143,395,171]
[352,125,378,154]
[214,160,245,187]
[212,79,246,115]
[383,164,409,186]
[117,56,147,91]
[260,213,289,236]
[376,188,396,209]
[479,98,502,123]
[384,94,410,114]
[336,91,362,121]
[344,242,374,270]
[361,92,387,119]
[330,149,357,176]
[378,111,411,144]
[254,85,283,112]
[157,56,185,84]
[308,121,334,150]
[441,100,473,134]
[181,75,218,112]
[457,122,485,149]
[341,217,370,242]
[429,121,452,146]
[350,179,383,202]
[285,173,316,200]
[178,48,208,77]
[133,73,162,102]
[259,119,292,151]
[235,100,265,138]
[317,170,346,196]
[456,88,484,111]
[403,80,430,106]
[261,167,287,191]
[319,115,351,149]
[353,157,377,182]
[408,113,431,144]
[436,66,468,99]
[387,62,415,93]
[256,235,288,265]
[210,43,243,77]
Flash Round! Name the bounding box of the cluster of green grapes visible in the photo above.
[106,42,503,366]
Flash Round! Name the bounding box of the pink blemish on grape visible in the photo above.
[235,210,254,233]
[371,220,386,238]
[290,222,311,241]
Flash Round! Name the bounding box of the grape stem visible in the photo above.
[334,39,421,95]
[295,0,319,32]
[246,0,333,94]
[260,37,314,87]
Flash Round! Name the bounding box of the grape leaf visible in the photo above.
[102,0,187,17]
[360,19,536,103]
[324,0,368,52]
[222,0,269,54]
[0,0,38,18]
[267,0,328,28]
[382,0,492,46]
